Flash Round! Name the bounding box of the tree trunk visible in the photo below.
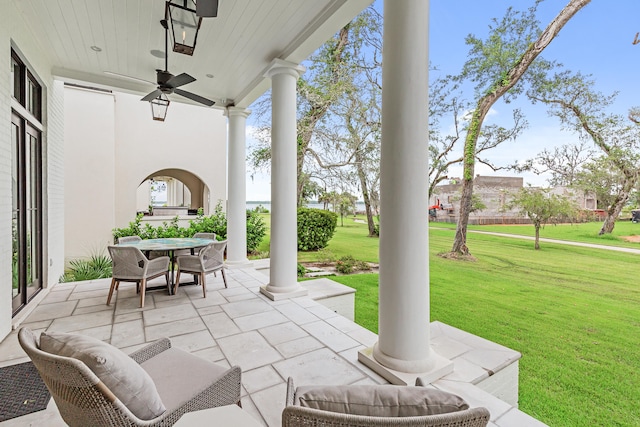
[452,175,474,255]
[296,147,306,207]
[452,108,486,255]
[599,180,634,234]
[355,149,377,237]
[534,224,540,250]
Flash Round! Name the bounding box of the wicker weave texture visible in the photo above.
[175,240,228,294]
[283,378,490,427]
[18,328,241,427]
[107,245,170,307]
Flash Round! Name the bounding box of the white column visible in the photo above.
[358,0,452,385]
[260,59,308,300]
[226,107,252,267]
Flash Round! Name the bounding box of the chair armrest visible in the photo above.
[286,377,296,406]
[147,256,170,270]
[129,338,172,364]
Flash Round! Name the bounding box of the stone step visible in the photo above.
[304,271,334,277]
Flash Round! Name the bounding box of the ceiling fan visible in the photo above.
[140,18,215,107]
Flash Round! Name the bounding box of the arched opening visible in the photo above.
[136,168,211,216]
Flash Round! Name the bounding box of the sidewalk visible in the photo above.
[462,229,640,255]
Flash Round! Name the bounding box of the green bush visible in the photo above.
[354,260,372,271]
[112,203,266,255]
[297,208,337,251]
[60,253,112,283]
[317,248,336,265]
[297,263,307,277]
[335,255,356,274]
[186,206,227,237]
[246,210,267,253]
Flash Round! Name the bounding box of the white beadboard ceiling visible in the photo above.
[14,0,372,108]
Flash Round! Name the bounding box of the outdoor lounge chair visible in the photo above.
[175,240,228,296]
[107,245,170,307]
[18,328,242,427]
[282,377,490,427]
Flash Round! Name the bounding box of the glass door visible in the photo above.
[12,112,42,314]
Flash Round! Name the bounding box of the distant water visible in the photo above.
[247,201,367,212]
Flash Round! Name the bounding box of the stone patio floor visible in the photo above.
[0,263,546,426]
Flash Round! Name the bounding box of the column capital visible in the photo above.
[225,106,251,118]
[264,58,305,79]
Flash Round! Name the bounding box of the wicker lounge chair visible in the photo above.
[282,377,490,427]
[18,328,241,427]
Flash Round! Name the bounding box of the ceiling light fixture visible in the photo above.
[150,93,170,121]
[90,45,102,52]
[166,0,202,56]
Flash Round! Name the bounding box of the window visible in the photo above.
[11,51,24,105]
[27,71,41,120]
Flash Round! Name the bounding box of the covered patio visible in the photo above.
[0,265,541,426]
[2,0,547,425]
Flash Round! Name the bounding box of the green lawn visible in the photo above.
[331,229,640,427]
[255,215,640,425]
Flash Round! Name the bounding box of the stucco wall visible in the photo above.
[64,87,116,261]
[112,91,227,228]
[64,87,227,261]
[1,4,66,339]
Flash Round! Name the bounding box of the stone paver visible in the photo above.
[217,331,283,371]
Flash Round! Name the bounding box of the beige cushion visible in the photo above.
[295,384,469,417]
[140,347,228,412]
[40,332,166,420]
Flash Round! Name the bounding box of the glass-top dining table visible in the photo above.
[117,237,213,294]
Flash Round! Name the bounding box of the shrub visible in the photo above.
[60,252,112,282]
[354,260,372,271]
[112,202,266,255]
[112,213,144,243]
[246,210,267,253]
[186,205,228,238]
[317,248,336,265]
[297,263,307,277]
[335,255,356,274]
[297,208,337,251]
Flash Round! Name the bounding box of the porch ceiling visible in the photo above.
[14,0,372,108]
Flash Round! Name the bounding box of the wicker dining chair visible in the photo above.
[175,240,227,297]
[117,235,142,244]
[282,377,490,427]
[18,328,241,427]
[173,232,218,258]
[107,245,170,308]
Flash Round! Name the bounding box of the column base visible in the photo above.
[224,259,253,269]
[358,346,453,386]
[260,284,308,301]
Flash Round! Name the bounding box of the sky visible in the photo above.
[245,0,640,201]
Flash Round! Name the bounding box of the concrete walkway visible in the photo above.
[435,227,640,255]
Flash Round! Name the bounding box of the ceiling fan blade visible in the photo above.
[166,73,196,88]
[197,0,219,17]
[141,89,163,102]
[174,88,215,107]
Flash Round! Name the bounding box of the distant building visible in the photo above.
[431,175,596,225]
